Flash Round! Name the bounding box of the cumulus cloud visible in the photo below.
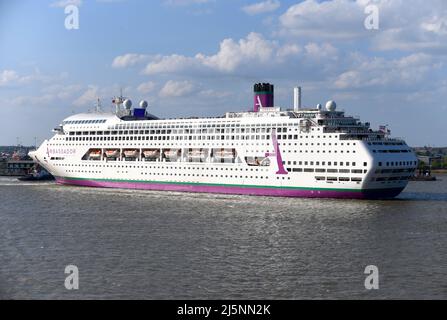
[159,80,196,98]
[141,32,317,77]
[0,70,20,86]
[333,53,439,89]
[73,85,99,107]
[163,0,212,6]
[242,0,280,15]
[50,0,82,8]
[133,32,346,82]
[42,84,83,100]
[137,81,156,94]
[279,0,367,39]
[112,54,150,68]
[0,69,64,87]
[278,0,447,53]
[10,94,56,107]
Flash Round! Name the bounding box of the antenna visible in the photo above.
[112,89,125,114]
[95,98,102,113]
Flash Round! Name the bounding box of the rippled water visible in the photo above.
[0,176,446,299]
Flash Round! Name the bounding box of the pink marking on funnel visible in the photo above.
[265,129,288,175]
[254,94,267,112]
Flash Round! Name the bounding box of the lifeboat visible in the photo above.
[123,149,139,158]
[105,149,120,158]
[245,156,269,166]
[88,149,101,160]
[187,149,206,160]
[143,149,160,159]
[164,149,181,158]
[213,149,235,160]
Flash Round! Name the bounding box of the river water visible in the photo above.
[0,176,446,299]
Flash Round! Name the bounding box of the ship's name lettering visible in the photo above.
[49,148,76,155]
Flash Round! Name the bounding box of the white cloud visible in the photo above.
[137,32,343,81]
[0,69,63,87]
[42,84,83,100]
[0,70,20,86]
[159,80,196,98]
[73,85,99,107]
[279,0,366,39]
[163,0,212,6]
[278,0,447,53]
[143,54,198,75]
[333,53,439,89]
[137,81,156,94]
[421,16,447,36]
[143,32,299,76]
[242,0,280,16]
[112,54,150,68]
[50,0,82,8]
[10,94,56,107]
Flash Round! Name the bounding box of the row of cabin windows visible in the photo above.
[368,142,405,146]
[378,161,417,167]
[64,134,344,142]
[286,161,366,167]
[315,176,362,182]
[66,135,275,141]
[288,168,367,174]
[109,123,298,130]
[56,163,268,172]
[140,172,271,179]
[64,119,107,125]
[373,149,412,153]
[375,168,416,174]
[67,130,339,139]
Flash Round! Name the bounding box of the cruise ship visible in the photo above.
[29,83,417,199]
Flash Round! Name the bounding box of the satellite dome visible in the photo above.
[139,100,148,109]
[316,103,322,110]
[325,100,336,111]
[123,99,132,110]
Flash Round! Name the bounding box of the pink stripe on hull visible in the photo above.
[54,177,389,199]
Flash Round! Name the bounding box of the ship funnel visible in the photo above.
[253,83,274,112]
[293,86,301,111]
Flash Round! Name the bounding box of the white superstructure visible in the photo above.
[29,83,417,199]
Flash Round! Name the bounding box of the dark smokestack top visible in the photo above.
[254,83,274,93]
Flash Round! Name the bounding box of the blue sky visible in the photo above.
[1,0,446,146]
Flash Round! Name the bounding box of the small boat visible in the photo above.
[105,149,120,158]
[18,167,54,181]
